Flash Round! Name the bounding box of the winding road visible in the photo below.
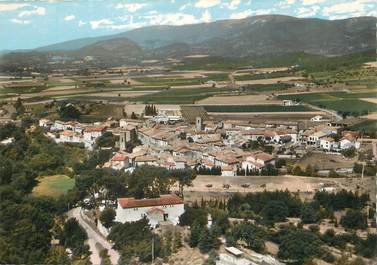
[68,207,120,265]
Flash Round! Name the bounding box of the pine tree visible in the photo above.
[162,231,172,257]
[198,228,219,253]
[189,221,202,247]
[173,230,182,252]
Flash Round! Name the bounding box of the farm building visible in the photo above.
[115,194,184,228]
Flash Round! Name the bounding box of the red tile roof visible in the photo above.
[118,194,183,209]
[111,154,128,161]
[85,126,106,133]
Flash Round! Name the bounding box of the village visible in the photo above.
[5,100,368,265]
[0,7,376,264]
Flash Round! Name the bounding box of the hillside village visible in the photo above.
[37,106,365,178]
[0,7,376,265]
[1,99,371,265]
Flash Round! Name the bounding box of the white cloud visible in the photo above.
[115,3,147,13]
[297,5,320,17]
[145,13,198,25]
[195,0,221,8]
[224,0,241,10]
[230,9,252,19]
[302,0,325,6]
[201,10,212,23]
[0,3,29,12]
[252,9,274,16]
[10,18,31,24]
[18,7,46,17]
[78,20,87,27]
[90,19,114,29]
[322,2,365,17]
[278,0,296,9]
[64,15,75,21]
[89,17,145,30]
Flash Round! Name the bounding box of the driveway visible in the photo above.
[68,207,120,265]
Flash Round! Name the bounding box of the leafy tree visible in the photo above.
[179,205,207,227]
[99,208,116,228]
[301,203,319,224]
[44,246,70,265]
[355,234,377,258]
[198,227,220,253]
[95,132,117,148]
[58,103,81,120]
[173,230,182,252]
[341,147,357,158]
[169,168,196,198]
[340,209,367,230]
[231,222,265,252]
[278,228,322,264]
[14,97,25,115]
[189,221,203,247]
[100,249,111,265]
[59,218,89,256]
[128,165,173,199]
[261,200,288,223]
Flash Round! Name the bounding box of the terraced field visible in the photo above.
[277,91,377,115]
[129,87,234,104]
[132,73,229,87]
[203,104,312,112]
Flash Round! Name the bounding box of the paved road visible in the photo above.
[68,207,120,265]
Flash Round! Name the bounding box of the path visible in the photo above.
[68,207,119,265]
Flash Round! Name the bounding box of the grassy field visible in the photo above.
[277,91,377,115]
[132,73,229,86]
[242,83,290,92]
[32,175,75,198]
[129,87,234,104]
[349,119,377,136]
[235,71,293,81]
[203,104,312,112]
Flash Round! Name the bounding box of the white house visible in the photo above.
[115,194,185,228]
[320,137,338,151]
[104,153,130,170]
[221,166,237,177]
[340,132,360,150]
[134,155,159,167]
[311,115,329,122]
[39,118,53,128]
[83,126,106,143]
[241,152,275,172]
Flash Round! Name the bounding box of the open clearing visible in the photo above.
[296,152,357,170]
[203,104,313,112]
[236,76,303,85]
[278,91,377,115]
[177,175,375,203]
[361,98,377,104]
[32,175,74,198]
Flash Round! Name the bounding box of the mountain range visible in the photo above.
[2,15,376,66]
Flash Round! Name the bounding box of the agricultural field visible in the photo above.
[277,91,377,116]
[129,87,234,104]
[32,175,75,198]
[203,104,313,112]
[234,71,294,81]
[197,94,281,105]
[132,73,229,87]
[349,119,377,136]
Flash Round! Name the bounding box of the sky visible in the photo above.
[0,0,376,50]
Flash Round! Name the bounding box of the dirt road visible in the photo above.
[68,207,119,265]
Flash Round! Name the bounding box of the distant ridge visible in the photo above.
[2,15,376,66]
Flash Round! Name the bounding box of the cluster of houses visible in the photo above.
[39,112,361,177]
